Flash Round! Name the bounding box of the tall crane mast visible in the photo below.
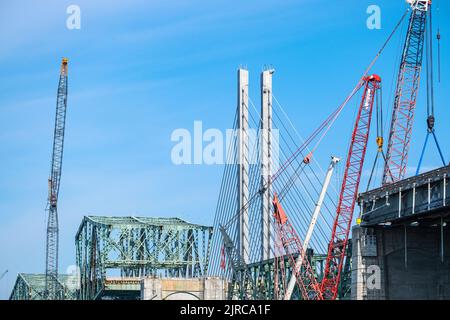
[321,75,381,300]
[382,0,431,184]
[45,58,69,300]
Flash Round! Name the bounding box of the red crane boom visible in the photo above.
[272,194,323,300]
[321,75,381,299]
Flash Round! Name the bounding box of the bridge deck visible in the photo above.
[359,165,450,226]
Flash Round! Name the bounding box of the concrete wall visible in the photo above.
[140,277,227,300]
[352,224,450,300]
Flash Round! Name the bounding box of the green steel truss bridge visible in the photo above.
[224,243,352,300]
[76,216,213,300]
[10,273,77,300]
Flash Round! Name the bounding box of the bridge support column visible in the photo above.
[260,69,274,261]
[352,223,450,300]
[238,68,250,264]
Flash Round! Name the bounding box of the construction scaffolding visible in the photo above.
[75,216,213,300]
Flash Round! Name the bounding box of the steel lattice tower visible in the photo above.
[76,216,213,300]
[45,58,69,300]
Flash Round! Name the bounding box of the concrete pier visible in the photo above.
[352,224,450,299]
[141,277,227,300]
[352,165,450,300]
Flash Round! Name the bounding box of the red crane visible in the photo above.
[272,194,323,300]
[383,0,431,184]
[321,75,381,300]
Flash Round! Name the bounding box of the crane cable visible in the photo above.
[221,9,410,232]
[437,0,441,83]
[363,10,412,215]
[273,9,409,183]
[307,9,411,161]
[365,86,387,195]
[416,5,446,175]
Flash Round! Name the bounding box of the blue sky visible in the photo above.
[0,0,449,298]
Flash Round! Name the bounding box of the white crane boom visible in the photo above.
[284,156,340,300]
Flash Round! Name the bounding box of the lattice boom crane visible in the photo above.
[273,194,323,300]
[321,75,381,300]
[383,0,431,184]
[45,58,69,300]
